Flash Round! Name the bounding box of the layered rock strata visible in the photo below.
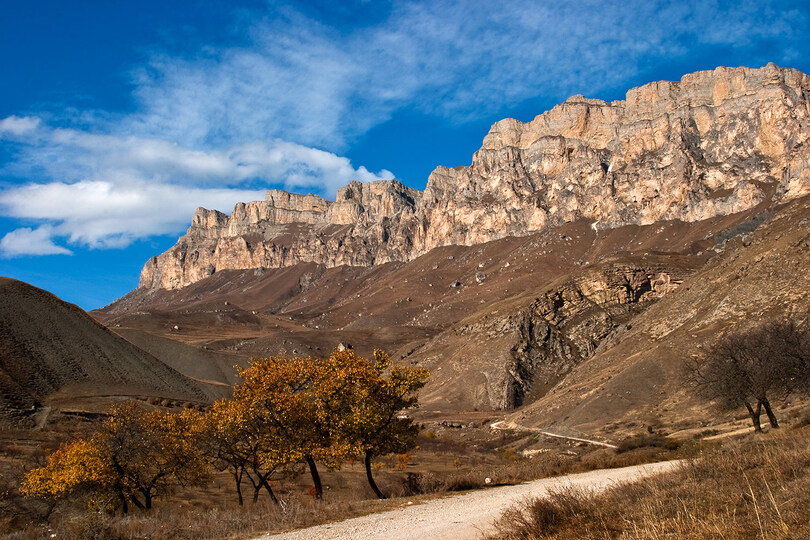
[141,64,810,290]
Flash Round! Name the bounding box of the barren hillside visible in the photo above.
[0,278,220,424]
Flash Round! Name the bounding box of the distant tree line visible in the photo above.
[21,348,428,512]
[683,318,810,431]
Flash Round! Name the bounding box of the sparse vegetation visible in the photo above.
[2,402,691,539]
[8,339,810,538]
[683,318,810,431]
[14,348,429,529]
[615,434,681,453]
[21,402,207,514]
[490,426,810,539]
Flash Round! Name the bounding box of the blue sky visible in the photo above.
[1,0,809,310]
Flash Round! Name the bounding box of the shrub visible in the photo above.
[616,434,681,453]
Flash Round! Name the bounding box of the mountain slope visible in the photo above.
[95,200,774,413]
[0,278,219,422]
[505,195,810,438]
[93,64,810,437]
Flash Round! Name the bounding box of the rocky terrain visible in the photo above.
[506,193,810,439]
[0,62,792,440]
[89,65,809,433]
[139,63,810,290]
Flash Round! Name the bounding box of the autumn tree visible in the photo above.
[21,438,113,508]
[683,319,810,431]
[326,349,428,499]
[234,356,336,499]
[234,349,429,500]
[22,402,208,513]
[197,397,293,505]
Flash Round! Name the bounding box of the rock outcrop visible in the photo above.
[422,262,685,410]
[141,64,810,290]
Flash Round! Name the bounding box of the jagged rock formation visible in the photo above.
[141,64,810,290]
[505,194,810,437]
[504,267,681,408]
[416,261,688,410]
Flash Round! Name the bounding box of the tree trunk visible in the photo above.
[143,491,152,510]
[244,471,261,503]
[129,494,145,510]
[365,450,385,500]
[306,455,323,499]
[745,400,763,432]
[117,489,129,514]
[258,473,280,505]
[761,398,780,428]
[234,471,244,506]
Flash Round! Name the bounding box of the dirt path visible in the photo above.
[489,420,618,449]
[256,460,681,540]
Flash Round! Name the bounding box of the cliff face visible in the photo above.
[141,64,810,290]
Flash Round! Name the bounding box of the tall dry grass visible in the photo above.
[490,427,810,539]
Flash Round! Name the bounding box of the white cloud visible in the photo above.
[0,0,806,255]
[0,226,72,257]
[0,180,267,249]
[0,116,41,136]
[1,123,393,190]
[0,122,393,250]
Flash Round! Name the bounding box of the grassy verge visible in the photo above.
[490,426,810,539]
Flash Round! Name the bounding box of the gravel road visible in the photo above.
[256,460,682,540]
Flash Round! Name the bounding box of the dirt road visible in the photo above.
[256,460,682,540]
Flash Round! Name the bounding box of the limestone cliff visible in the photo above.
[141,64,810,290]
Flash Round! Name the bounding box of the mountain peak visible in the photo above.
[140,64,810,290]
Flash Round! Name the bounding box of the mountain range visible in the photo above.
[4,64,809,438]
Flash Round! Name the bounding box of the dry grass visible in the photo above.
[490,427,810,539]
[0,423,687,540]
[7,496,377,540]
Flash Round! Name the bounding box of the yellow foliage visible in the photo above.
[21,401,209,512]
[21,438,112,500]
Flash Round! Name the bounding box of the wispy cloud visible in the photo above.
[0,122,393,255]
[127,0,807,149]
[1,0,806,256]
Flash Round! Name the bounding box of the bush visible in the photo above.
[616,434,681,453]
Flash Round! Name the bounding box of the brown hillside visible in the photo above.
[93,199,776,419]
[0,278,220,423]
[92,64,810,438]
[505,195,810,438]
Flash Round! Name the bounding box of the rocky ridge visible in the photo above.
[141,64,810,290]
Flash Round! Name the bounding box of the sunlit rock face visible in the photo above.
[140,64,810,290]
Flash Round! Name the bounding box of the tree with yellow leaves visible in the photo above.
[322,349,428,499]
[234,356,337,499]
[22,402,208,513]
[21,438,113,508]
[198,396,293,505]
[231,349,428,500]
